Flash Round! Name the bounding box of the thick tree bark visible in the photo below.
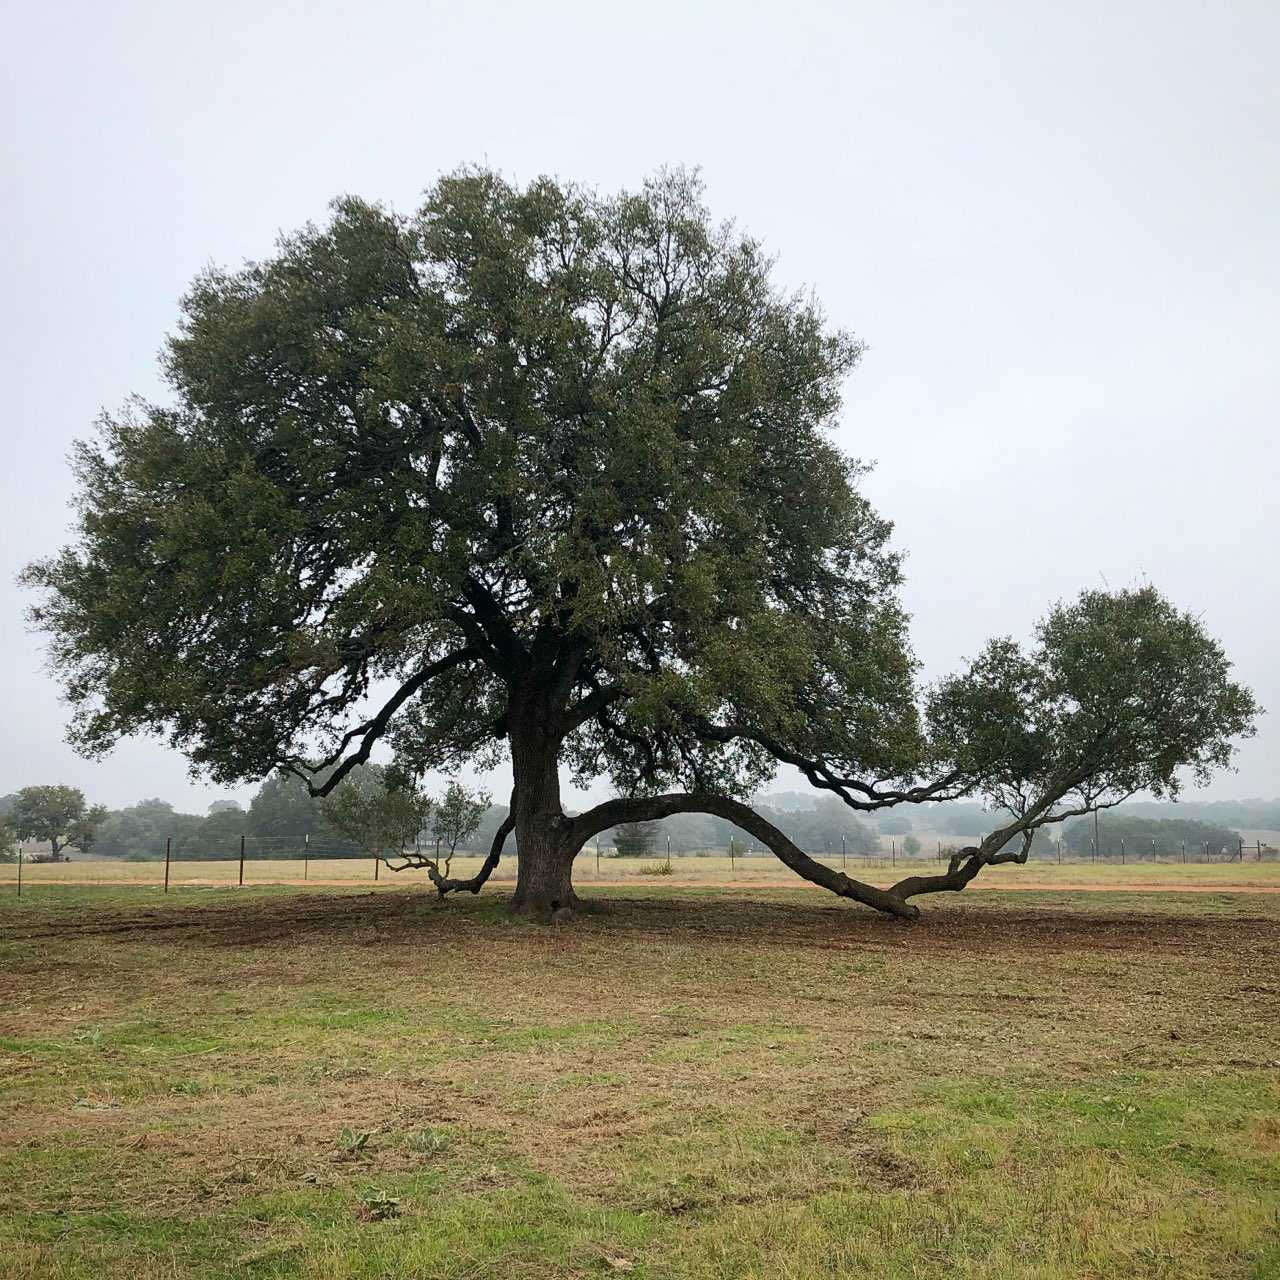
[507,692,579,920]
[510,834,578,919]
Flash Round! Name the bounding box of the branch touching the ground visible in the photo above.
[565,792,924,920]
[384,795,514,898]
[564,781,1157,921]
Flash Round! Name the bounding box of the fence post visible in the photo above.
[16,849,21,899]
[1239,836,1245,863]
[164,836,171,893]
[891,838,896,869]
[1120,837,1125,866]
[1057,837,1062,865]
[1259,840,1264,862]
[304,832,309,881]
[374,850,380,882]
[238,834,245,887]
[842,834,847,870]
[595,836,600,876]
[1180,841,1185,863]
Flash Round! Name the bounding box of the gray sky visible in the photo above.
[2,0,1276,813]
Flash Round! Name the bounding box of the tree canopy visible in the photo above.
[613,820,660,858]
[23,167,1259,919]
[6,785,107,856]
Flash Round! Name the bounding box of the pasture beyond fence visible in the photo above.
[7,835,1278,897]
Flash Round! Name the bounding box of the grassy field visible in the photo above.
[12,853,1280,893]
[1,884,1277,1279]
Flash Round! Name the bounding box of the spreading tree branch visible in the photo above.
[385,792,515,898]
[282,648,477,797]
[564,792,922,919]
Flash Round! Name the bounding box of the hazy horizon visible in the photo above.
[2,1,1276,812]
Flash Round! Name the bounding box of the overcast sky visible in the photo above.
[1,0,1276,813]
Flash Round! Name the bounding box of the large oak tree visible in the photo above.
[24,169,1258,919]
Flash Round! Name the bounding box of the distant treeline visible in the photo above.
[83,775,364,860]
[5,777,1273,861]
[1062,815,1240,856]
[1117,798,1280,831]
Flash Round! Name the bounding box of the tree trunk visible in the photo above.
[510,830,578,920]
[507,699,578,920]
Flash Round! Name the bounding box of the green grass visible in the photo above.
[1,885,1277,1278]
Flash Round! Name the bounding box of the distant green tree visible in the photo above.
[878,813,913,835]
[246,773,359,855]
[320,766,433,861]
[208,798,243,815]
[932,803,988,836]
[8,786,107,856]
[902,834,921,856]
[614,821,660,857]
[93,799,175,857]
[184,805,249,856]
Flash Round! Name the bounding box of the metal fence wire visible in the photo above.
[8,835,1276,897]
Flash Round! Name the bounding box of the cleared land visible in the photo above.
[1,885,1277,1279]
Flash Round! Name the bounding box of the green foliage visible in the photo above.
[902,835,921,856]
[319,766,433,859]
[247,772,344,842]
[337,1126,373,1157]
[357,1188,402,1221]
[406,1127,452,1155]
[19,169,1258,898]
[926,587,1258,841]
[8,785,107,855]
[91,780,367,860]
[430,780,490,856]
[614,820,659,857]
[0,815,15,863]
[23,166,909,804]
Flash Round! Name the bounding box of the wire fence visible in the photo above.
[6,834,1277,898]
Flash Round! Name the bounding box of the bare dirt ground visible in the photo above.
[4,884,1278,949]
